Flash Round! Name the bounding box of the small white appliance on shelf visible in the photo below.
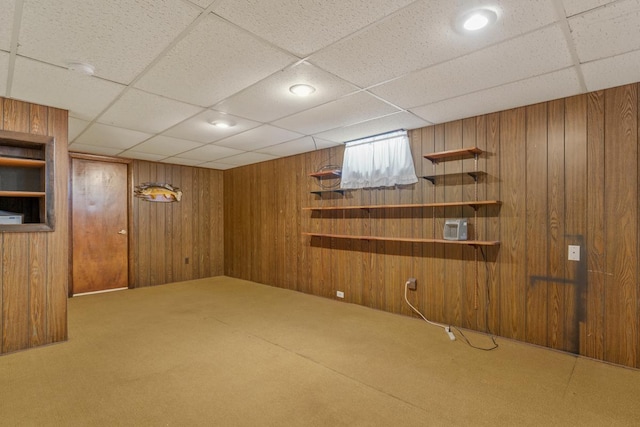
[443,218,468,241]
[0,210,23,224]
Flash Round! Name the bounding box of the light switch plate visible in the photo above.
[568,245,580,261]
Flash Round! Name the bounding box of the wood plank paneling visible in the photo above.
[28,233,46,347]
[0,97,68,354]
[499,108,526,339]
[2,234,29,352]
[547,99,566,350]
[131,161,223,288]
[585,90,606,360]
[525,102,548,347]
[564,94,588,354]
[603,85,638,367]
[222,81,640,369]
[444,121,463,326]
[45,107,69,344]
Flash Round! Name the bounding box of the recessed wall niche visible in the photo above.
[0,129,55,232]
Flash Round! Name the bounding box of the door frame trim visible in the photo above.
[68,153,134,297]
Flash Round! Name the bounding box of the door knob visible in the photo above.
[118,229,127,235]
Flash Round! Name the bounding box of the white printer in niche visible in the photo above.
[443,218,467,241]
[0,210,23,224]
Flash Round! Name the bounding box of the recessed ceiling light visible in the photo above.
[67,62,95,76]
[456,8,499,33]
[210,119,236,129]
[464,13,489,30]
[289,84,316,96]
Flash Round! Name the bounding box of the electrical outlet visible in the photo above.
[336,291,345,298]
[407,278,417,290]
[568,245,580,261]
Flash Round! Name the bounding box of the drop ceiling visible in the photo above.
[1,0,639,170]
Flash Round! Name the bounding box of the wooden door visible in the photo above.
[71,157,129,294]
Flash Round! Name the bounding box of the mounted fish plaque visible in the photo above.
[134,183,182,203]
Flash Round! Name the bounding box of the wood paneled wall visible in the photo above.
[132,161,224,287]
[0,97,69,354]
[224,82,640,368]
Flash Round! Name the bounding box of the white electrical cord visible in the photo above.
[404,281,456,341]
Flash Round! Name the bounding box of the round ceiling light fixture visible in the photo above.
[289,84,316,96]
[456,7,499,33]
[67,62,95,76]
[210,119,236,129]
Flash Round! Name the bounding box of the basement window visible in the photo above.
[340,130,418,189]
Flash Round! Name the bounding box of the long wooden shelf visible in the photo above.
[0,156,45,168]
[0,190,46,197]
[424,147,482,163]
[302,232,500,246]
[422,171,486,184]
[310,189,347,196]
[303,200,501,211]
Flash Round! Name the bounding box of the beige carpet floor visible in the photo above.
[1,276,639,426]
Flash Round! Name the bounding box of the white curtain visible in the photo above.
[340,131,418,189]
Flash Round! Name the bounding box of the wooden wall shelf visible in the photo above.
[309,170,341,179]
[310,189,347,196]
[303,200,501,212]
[302,232,500,247]
[424,147,482,163]
[303,147,500,254]
[422,171,486,184]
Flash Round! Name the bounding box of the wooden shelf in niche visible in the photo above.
[0,129,54,232]
[0,157,46,168]
[424,147,482,163]
[0,190,46,197]
[302,232,500,247]
[303,200,501,212]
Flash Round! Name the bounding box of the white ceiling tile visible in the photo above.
[562,0,617,16]
[68,142,122,157]
[163,109,261,143]
[11,57,124,121]
[568,0,640,63]
[582,49,640,91]
[126,135,204,157]
[18,0,199,84]
[214,61,359,122]
[212,0,415,57]
[187,1,214,9]
[410,68,583,124]
[175,144,243,162]
[309,0,558,87]
[74,123,153,150]
[273,91,400,135]
[256,136,340,157]
[161,157,206,167]
[134,14,297,106]
[98,89,202,134]
[215,152,278,166]
[119,151,166,162]
[214,125,303,151]
[371,24,573,108]
[197,161,236,170]
[315,111,431,143]
[68,117,90,142]
[0,0,15,51]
